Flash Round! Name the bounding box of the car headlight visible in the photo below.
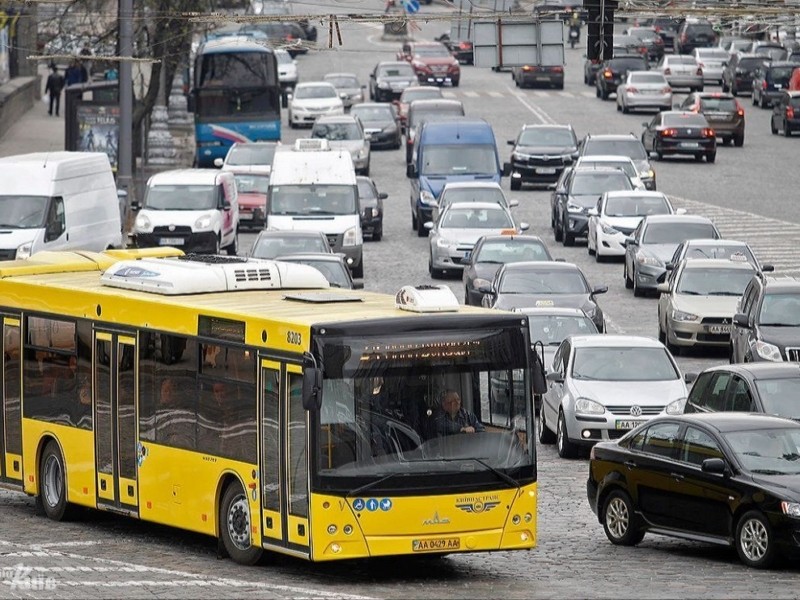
[134,213,152,232]
[370,207,379,218]
[15,242,32,260]
[641,169,655,179]
[566,201,583,213]
[575,397,605,415]
[420,190,436,205]
[378,81,390,89]
[358,147,369,158]
[600,222,619,235]
[436,237,454,248]
[671,309,698,322]
[781,501,800,517]
[755,340,783,362]
[194,214,213,230]
[343,226,360,247]
[473,277,490,289]
[636,253,661,266]
[665,397,687,415]
[512,151,531,161]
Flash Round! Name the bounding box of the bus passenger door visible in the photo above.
[94,331,139,515]
[1,316,22,484]
[259,360,310,557]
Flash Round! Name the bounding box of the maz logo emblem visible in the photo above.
[423,511,450,526]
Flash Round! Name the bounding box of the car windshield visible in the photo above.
[409,107,463,127]
[580,161,636,179]
[326,76,359,88]
[518,128,575,147]
[312,122,361,141]
[441,187,506,207]
[287,259,351,287]
[269,184,357,216]
[604,195,670,217]
[700,97,737,112]
[755,378,800,417]
[676,267,754,296]
[0,195,48,229]
[474,239,550,263]
[738,57,763,70]
[572,346,678,381]
[414,45,451,57]
[295,85,336,99]
[663,113,708,127]
[630,73,667,84]
[610,58,648,71]
[528,315,596,346]
[356,180,376,200]
[145,184,218,210]
[441,207,513,230]
[757,47,788,61]
[401,88,442,103]
[234,174,269,194]
[571,171,633,195]
[251,235,328,259]
[643,222,717,244]
[724,428,800,475]
[421,145,497,176]
[351,106,393,121]
[682,244,755,263]
[379,64,414,78]
[760,293,800,326]
[769,67,795,83]
[499,269,588,294]
[226,144,277,166]
[697,49,728,60]
[628,28,657,41]
[583,139,647,160]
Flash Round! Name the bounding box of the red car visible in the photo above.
[396,41,461,87]
[392,85,443,127]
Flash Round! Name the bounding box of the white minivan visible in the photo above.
[132,169,240,255]
[0,152,123,260]
[267,139,363,277]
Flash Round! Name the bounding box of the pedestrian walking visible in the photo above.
[44,64,65,117]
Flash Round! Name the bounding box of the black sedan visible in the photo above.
[588,413,800,569]
[506,124,578,190]
[357,176,386,241]
[462,234,553,306]
[369,61,417,103]
[641,111,717,162]
[350,103,402,150]
[480,261,607,332]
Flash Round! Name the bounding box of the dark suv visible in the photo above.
[680,92,745,146]
[506,124,578,190]
[752,61,800,108]
[730,274,800,363]
[721,53,763,97]
[771,90,800,136]
[674,19,717,55]
[596,55,649,100]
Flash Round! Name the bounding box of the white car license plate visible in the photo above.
[536,167,557,174]
[616,419,647,430]
[680,142,699,148]
[239,213,254,220]
[708,325,732,334]
[159,237,183,245]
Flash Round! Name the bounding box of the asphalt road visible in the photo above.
[3,1,800,598]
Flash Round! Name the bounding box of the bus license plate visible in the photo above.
[412,537,461,552]
[159,238,184,246]
[616,420,646,430]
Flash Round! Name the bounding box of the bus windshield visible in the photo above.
[197,51,276,88]
[313,328,534,493]
[195,88,279,119]
[269,185,357,216]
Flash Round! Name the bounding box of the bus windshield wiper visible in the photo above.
[471,458,520,488]
[348,473,402,498]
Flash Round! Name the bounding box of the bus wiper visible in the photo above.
[471,458,520,488]
[348,473,401,498]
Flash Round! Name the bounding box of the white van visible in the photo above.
[132,169,239,255]
[268,139,363,277]
[0,152,123,260]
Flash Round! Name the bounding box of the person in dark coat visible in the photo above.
[44,64,65,117]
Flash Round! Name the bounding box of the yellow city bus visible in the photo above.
[0,249,538,564]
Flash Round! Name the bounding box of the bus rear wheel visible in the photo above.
[38,441,73,521]
[220,482,262,566]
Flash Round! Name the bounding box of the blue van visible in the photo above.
[407,119,509,237]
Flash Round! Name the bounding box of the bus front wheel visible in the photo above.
[220,482,263,566]
[38,441,72,521]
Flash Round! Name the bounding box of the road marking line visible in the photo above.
[488,91,504,97]
[505,84,556,124]
[463,90,479,97]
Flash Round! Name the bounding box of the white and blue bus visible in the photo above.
[191,37,281,167]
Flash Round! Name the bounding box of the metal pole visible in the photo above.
[118,0,134,221]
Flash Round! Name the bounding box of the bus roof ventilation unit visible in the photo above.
[100,257,330,295]
[395,285,460,313]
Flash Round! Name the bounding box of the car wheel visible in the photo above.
[596,85,601,98]
[587,237,595,255]
[734,133,744,147]
[624,262,633,289]
[736,510,777,569]
[38,441,74,521]
[452,79,460,88]
[220,482,263,566]
[556,410,579,459]
[352,261,363,279]
[731,86,737,97]
[214,235,221,255]
[616,100,622,112]
[372,226,382,242]
[601,87,609,100]
[771,119,778,135]
[653,142,662,161]
[784,122,792,138]
[658,323,666,344]
[429,255,443,279]
[554,216,563,242]
[752,93,758,106]
[510,178,521,191]
[362,162,370,177]
[417,211,427,237]
[706,152,716,163]
[411,210,417,231]
[563,229,575,247]
[602,490,645,546]
[537,409,556,444]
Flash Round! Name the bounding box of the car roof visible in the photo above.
[503,260,579,272]
[603,190,667,199]
[477,234,546,244]
[642,214,713,225]
[295,81,336,89]
[255,230,325,241]
[678,258,755,270]
[325,72,358,78]
[442,181,503,191]
[572,166,629,175]
[694,92,736,100]
[584,133,638,141]
[682,238,747,247]
[660,110,705,118]
[446,201,508,211]
[700,362,800,381]
[410,41,445,48]
[675,413,800,433]
[520,123,574,131]
[577,155,635,163]
[148,168,225,186]
[409,99,464,110]
[313,115,359,124]
[377,60,410,68]
[570,334,663,348]
[351,102,391,109]
[763,275,800,291]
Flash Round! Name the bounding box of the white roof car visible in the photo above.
[433,181,519,222]
[574,155,646,190]
[288,82,344,128]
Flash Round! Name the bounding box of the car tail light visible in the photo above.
[553,66,563,73]
[660,86,672,94]
[639,47,647,54]
[660,128,677,137]
[627,86,639,94]
[603,69,613,78]
[788,106,795,119]
[655,25,662,32]
[459,41,471,49]
[523,65,537,72]
[664,67,671,75]
[696,67,703,76]
[286,34,295,41]
[736,101,744,117]
[703,128,715,137]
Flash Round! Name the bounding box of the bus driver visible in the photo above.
[435,390,484,436]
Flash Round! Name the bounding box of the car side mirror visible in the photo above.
[406,163,416,178]
[502,162,511,177]
[130,200,141,212]
[459,255,472,265]
[761,264,775,273]
[665,262,674,270]
[591,285,608,295]
[519,222,530,231]
[684,372,697,384]
[378,193,388,200]
[675,208,687,215]
[734,312,749,328]
[641,121,649,128]
[624,237,637,247]
[352,281,364,290]
[701,457,727,475]
[509,199,519,208]
[546,371,564,383]
[587,207,598,216]
[423,221,434,230]
[657,282,670,293]
[478,285,495,295]
[507,140,515,145]
[213,158,224,168]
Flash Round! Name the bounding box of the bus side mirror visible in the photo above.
[302,367,323,410]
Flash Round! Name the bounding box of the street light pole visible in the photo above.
[118,0,134,220]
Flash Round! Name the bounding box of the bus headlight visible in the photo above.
[15,243,32,260]
[343,226,359,247]
[194,214,213,230]
[134,213,152,232]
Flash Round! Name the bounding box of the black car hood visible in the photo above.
[494,293,590,311]
[472,262,504,281]
[749,473,800,501]
[359,117,394,128]
[758,326,800,348]
[515,144,576,156]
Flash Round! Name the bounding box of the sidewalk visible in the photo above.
[0,67,64,157]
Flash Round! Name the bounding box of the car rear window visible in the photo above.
[738,57,763,70]
[611,58,648,70]
[663,113,708,127]
[584,138,647,160]
[686,24,714,35]
[700,97,737,111]
[769,67,795,82]
[669,56,697,65]
[630,73,667,84]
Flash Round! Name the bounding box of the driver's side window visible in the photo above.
[44,196,65,242]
